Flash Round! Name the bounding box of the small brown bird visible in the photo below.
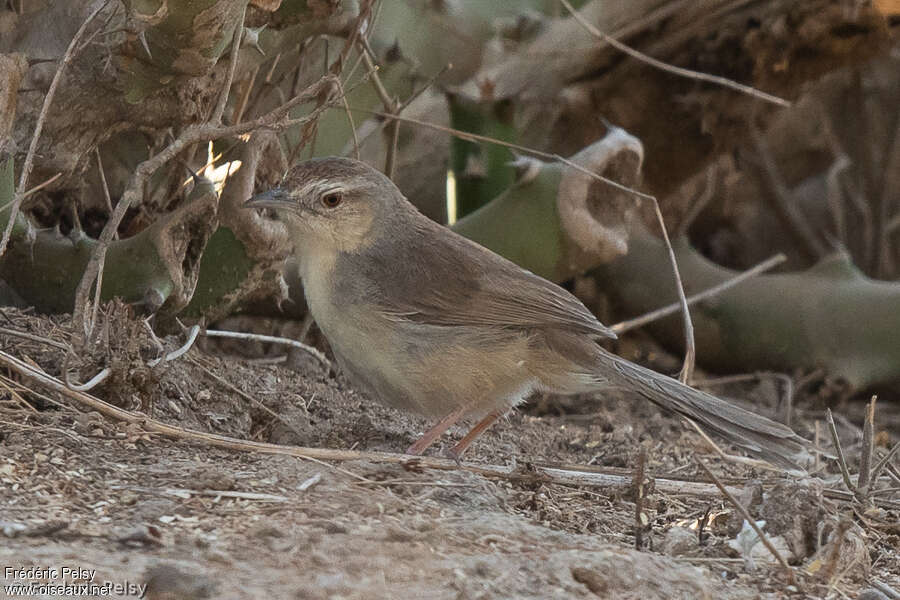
[247,157,810,468]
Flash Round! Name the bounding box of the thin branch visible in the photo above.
[0,375,37,412]
[0,326,69,350]
[345,107,655,202]
[336,78,361,160]
[384,106,401,178]
[611,254,786,334]
[203,328,330,370]
[557,0,790,108]
[21,172,63,200]
[696,458,795,583]
[650,199,695,383]
[398,64,452,113]
[88,149,115,337]
[85,249,106,340]
[359,42,400,176]
[72,75,341,336]
[233,65,259,125]
[0,0,110,258]
[188,355,308,441]
[159,488,290,502]
[359,41,393,111]
[211,2,247,126]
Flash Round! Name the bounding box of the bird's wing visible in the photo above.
[375,221,615,339]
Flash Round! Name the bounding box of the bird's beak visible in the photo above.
[244,187,293,210]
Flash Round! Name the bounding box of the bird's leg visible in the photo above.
[406,405,467,455]
[445,409,504,462]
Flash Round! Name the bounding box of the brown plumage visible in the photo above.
[247,157,812,469]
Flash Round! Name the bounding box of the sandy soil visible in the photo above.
[1,306,898,599]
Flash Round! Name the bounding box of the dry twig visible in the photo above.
[359,44,400,177]
[21,172,63,200]
[651,199,694,381]
[211,3,246,126]
[632,446,648,550]
[202,328,330,369]
[557,0,791,108]
[857,397,876,496]
[0,0,111,258]
[347,107,655,201]
[611,254,786,334]
[188,354,308,441]
[0,326,69,351]
[826,408,859,500]
[696,458,795,584]
[71,75,342,338]
[0,347,748,497]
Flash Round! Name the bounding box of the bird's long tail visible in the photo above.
[604,352,813,470]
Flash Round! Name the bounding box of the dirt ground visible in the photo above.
[1,306,898,599]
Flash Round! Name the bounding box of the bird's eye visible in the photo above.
[321,191,343,208]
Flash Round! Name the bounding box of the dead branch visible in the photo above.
[0,1,110,259]
[71,75,342,337]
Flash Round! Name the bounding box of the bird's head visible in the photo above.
[246,157,405,252]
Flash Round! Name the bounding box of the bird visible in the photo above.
[246,156,812,469]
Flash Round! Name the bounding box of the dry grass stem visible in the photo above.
[188,355,308,441]
[0,326,69,350]
[347,107,655,201]
[696,458,795,584]
[857,396,876,495]
[612,253,786,334]
[21,172,63,199]
[203,328,330,369]
[870,442,900,485]
[557,0,791,108]
[826,408,861,501]
[648,199,695,383]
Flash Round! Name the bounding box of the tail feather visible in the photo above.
[605,354,812,470]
